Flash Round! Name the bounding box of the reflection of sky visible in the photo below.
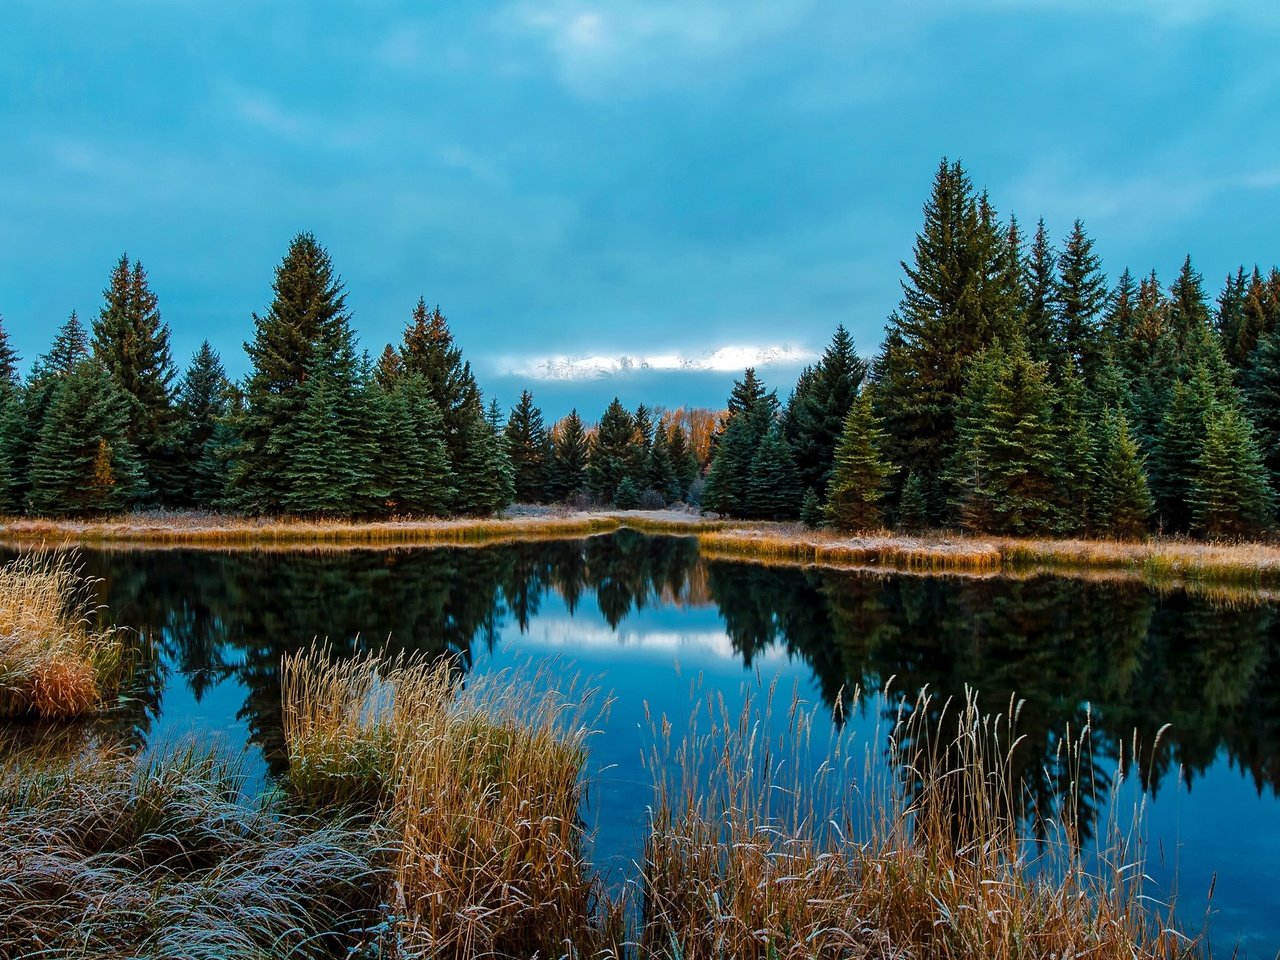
[149,580,1279,956]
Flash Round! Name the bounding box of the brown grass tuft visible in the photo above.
[0,552,131,720]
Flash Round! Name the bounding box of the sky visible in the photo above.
[2,1,1279,417]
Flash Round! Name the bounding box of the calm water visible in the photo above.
[25,532,1280,955]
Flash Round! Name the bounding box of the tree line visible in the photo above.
[703,159,1280,539]
[0,236,707,517]
[2,157,1278,537]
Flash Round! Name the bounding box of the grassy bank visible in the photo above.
[1,650,1196,958]
[0,553,133,720]
[2,509,1278,591]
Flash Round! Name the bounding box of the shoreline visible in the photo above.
[2,509,1279,590]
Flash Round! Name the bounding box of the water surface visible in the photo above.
[23,532,1280,955]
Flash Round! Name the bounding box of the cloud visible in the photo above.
[504,343,818,381]
[503,0,811,95]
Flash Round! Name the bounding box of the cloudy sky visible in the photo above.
[2,1,1278,416]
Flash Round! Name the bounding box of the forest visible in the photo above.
[1,158,1278,539]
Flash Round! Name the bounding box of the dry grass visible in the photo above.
[0,740,385,959]
[0,552,132,720]
[281,648,623,959]
[0,509,703,550]
[640,683,1196,960]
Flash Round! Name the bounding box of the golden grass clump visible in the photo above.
[0,552,129,720]
[640,683,1196,960]
[281,648,622,959]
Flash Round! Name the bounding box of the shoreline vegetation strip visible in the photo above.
[1,509,1279,588]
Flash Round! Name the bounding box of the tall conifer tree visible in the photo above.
[92,255,180,503]
[825,388,895,531]
[547,410,590,502]
[505,390,550,503]
[785,324,867,496]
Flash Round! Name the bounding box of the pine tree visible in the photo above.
[0,314,20,394]
[703,370,778,517]
[399,297,479,474]
[588,398,636,503]
[1054,365,1096,536]
[174,342,231,508]
[666,419,699,497]
[611,476,639,510]
[374,372,454,515]
[949,341,1061,535]
[504,390,550,503]
[896,471,928,533]
[1216,267,1250,370]
[644,425,679,504]
[1243,327,1280,491]
[452,396,513,516]
[1148,376,1211,533]
[27,358,146,515]
[278,349,360,516]
[1093,409,1153,539]
[824,388,895,531]
[784,324,867,497]
[876,159,1017,523]
[1054,220,1107,380]
[748,424,801,520]
[92,254,180,503]
[1191,404,1274,538]
[799,487,822,529]
[1023,219,1058,360]
[547,410,590,503]
[232,233,356,513]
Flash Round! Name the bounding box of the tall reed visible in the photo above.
[640,682,1196,960]
[280,648,623,958]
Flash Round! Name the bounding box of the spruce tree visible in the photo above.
[1023,219,1058,360]
[504,390,550,503]
[1054,220,1107,380]
[547,410,590,503]
[1148,376,1211,533]
[0,313,20,394]
[399,297,480,473]
[278,350,360,516]
[896,471,928,534]
[644,424,679,504]
[373,372,454,515]
[784,324,867,496]
[452,396,513,516]
[1093,409,1153,539]
[174,342,231,508]
[1216,267,1250,370]
[587,398,636,503]
[613,476,640,510]
[666,419,699,497]
[1191,404,1274,538]
[92,254,179,502]
[232,233,356,513]
[876,159,1017,523]
[27,358,146,515]
[703,370,778,517]
[1243,327,1280,490]
[1054,365,1096,536]
[949,341,1061,535]
[825,388,895,531]
[799,487,822,529]
[747,423,802,521]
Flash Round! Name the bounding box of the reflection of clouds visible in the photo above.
[518,615,790,662]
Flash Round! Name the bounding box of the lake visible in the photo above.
[25,530,1280,956]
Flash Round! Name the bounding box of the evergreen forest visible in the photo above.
[2,159,1279,539]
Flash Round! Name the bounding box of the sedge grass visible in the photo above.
[0,552,132,720]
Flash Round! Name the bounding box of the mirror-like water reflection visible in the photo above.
[10,531,1278,955]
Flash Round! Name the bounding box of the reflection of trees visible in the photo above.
[65,538,1280,822]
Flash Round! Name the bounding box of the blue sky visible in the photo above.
[2,1,1278,416]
